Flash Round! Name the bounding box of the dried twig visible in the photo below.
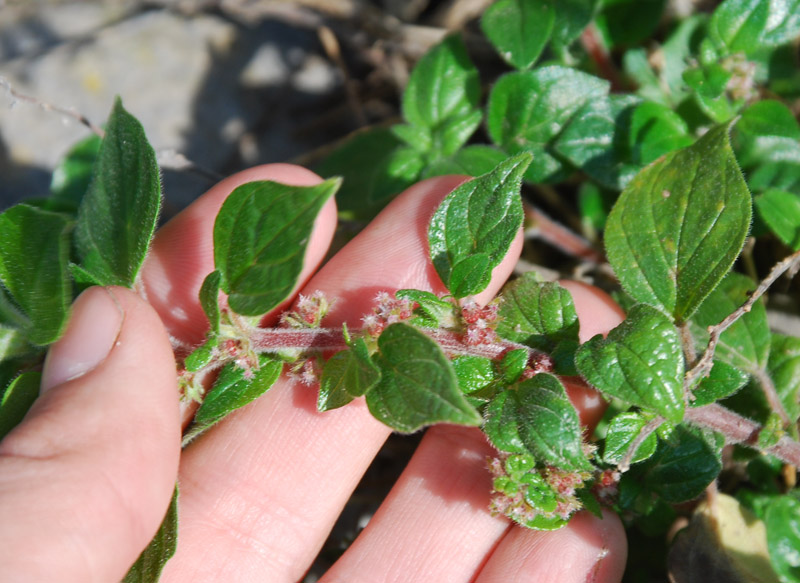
[0,76,106,138]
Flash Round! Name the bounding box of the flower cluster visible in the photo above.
[488,453,592,528]
[280,291,332,328]
[461,298,500,346]
[361,291,416,335]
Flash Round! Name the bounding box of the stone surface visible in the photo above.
[0,2,344,211]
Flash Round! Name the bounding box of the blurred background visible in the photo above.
[0,0,483,214]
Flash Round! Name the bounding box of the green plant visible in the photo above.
[3,0,800,581]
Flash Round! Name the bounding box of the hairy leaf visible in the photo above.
[48,133,102,213]
[554,94,641,190]
[481,0,555,70]
[641,425,723,502]
[318,338,381,412]
[423,145,509,179]
[756,190,800,249]
[764,494,800,582]
[576,304,685,423]
[74,98,161,288]
[485,374,591,470]
[486,67,609,182]
[629,101,694,165]
[199,271,221,334]
[604,122,751,324]
[709,0,771,54]
[496,273,579,351]
[123,486,178,583]
[691,360,749,407]
[402,35,480,132]
[0,204,71,345]
[595,0,667,47]
[603,411,659,465]
[767,334,800,422]
[213,178,340,316]
[690,273,770,374]
[428,154,530,298]
[0,372,40,440]
[187,356,282,443]
[366,323,481,433]
[551,0,598,49]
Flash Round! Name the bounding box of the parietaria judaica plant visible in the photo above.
[2,1,800,581]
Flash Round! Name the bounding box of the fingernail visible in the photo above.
[41,287,124,393]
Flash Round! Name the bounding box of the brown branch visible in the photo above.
[524,202,604,264]
[685,403,800,467]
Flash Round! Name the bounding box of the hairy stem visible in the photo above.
[618,416,664,473]
[685,403,800,467]
[524,202,604,264]
[685,248,800,390]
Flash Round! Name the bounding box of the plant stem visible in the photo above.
[524,202,605,264]
[248,325,551,364]
[618,416,664,473]
[685,248,800,389]
[751,367,791,427]
[685,403,800,467]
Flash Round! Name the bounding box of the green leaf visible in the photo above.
[603,411,658,465]
[74,98,161,288]
[690,273,770,373]
[428,154,530,298]
[183,336,218,373]
[48,133,102,213]
[767,334,800,422]
[452,355,496,398]
[660,14,708,105]
[496,273,579,351]
[0,325,32,361]
[623,49,671,106]
[187,356,282,442]
[765,494,800,582]
[575,304,685,423]
[0,372,40,440]
[551,0,598,49]
[481,0,555,70]
[709,0,770,54]
[553,94,642,190]
[198,271,221,334]
[123,486,178,583]
[365,323,481,433]
[641,425,723,503]
[691,360,749,407]
[604,122,752,324]
[423,145,509,179]
[486,67,609,183]
[402,35,480,131]
[629,101,694,166]
[395,289,457,328]
[756,190,800,249]
[0,204,72,345]
[318,338,381,412]
[761,0,800,46]
[683,63,740,123]
[213,178,340,316]
[595,0,667,47]
[315,128,419,218]
[485,374,591,470]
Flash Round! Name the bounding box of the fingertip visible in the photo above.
[558,281,625,343]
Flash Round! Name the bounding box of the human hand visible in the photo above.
[0,165,627,582]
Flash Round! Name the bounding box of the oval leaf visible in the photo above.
[485,374,591,470]
[496,273,579,351]
[213,178,340,316]
[428,154,530,298]
[0,204,71,345]
[604,122,752,324]
[123,486,178,583]
[576,304,685,423]
[486,67,609,182]
[74,98,161,288]
[764,494,800,582]
[318,338,381,412]
[481,0,555,70]
[366,323,481,433]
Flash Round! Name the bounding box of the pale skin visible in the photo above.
[0,164,628,582]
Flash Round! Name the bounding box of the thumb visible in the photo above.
[0,286,181,583]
